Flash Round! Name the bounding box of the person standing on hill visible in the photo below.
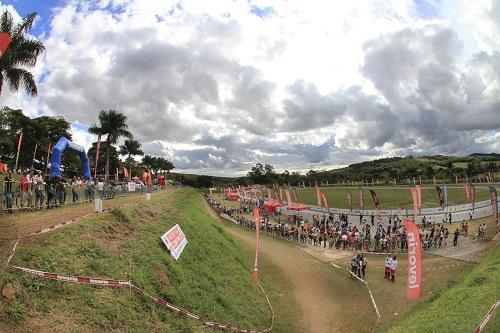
[453,228,460,247]
[384,255,392,279]
[390,256,397,282]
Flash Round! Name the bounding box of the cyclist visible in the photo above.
[34,170,45,209]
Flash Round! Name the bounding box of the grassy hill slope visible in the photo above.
[0,188,295,332]
[387,244,500,333]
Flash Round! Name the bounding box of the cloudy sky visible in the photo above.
[1,0,500,176]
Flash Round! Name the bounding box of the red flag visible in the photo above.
[410,188,419,219]
[123,167,129,179]
[464,183,472,202]
[369,189,380,218]
[0,33,12,58]
[293,188,298,202]
[14,131,23,170]
[252,208,260,283]
[94,135,101,179]
[267,188,272,201]
[404,219,422,300]
[415,185,422,209]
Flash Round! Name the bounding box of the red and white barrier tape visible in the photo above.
[11,264,274,333]
[473,300,500,333]
[6,199,274,333]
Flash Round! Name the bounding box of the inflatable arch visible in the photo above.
[50,137,91,180]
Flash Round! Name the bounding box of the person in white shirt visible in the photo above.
[390,256,398,282]
[97,179,105,198]
[384,255,392,279]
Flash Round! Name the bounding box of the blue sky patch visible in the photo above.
[414,0,441,19]
[250,5,275,18]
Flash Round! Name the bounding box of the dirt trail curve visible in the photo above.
[202,197,373,333]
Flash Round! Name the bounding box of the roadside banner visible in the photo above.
[443,185,448,207]
[347,191,352,211]
[320,192,329,209]
[490,187,498,226]
[369,190,380,216]
[127,181,136,192]
[252,208,260,282]
[161,224,188,261]
[410,188,419,219]
[359,189,364,208]
[403,219,422,300]
[316,186,321,206]
[415,185,422,209]
[123,167,129,179]
[435,186,445,209]
[293,188,298,202]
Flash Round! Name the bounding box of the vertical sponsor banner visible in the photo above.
[455,174,458,184]
[393,178,397,186]
[320,192,329,209]
[115,168,119,182]
[14,131,23,171]
[347,191,353,211]
[404,219,422,300]
[443,185,448,207]
[252,208,260,282]
[293,188,298,202]
[435,186,445,209]
[433,175,436,184]
[267,189,272,201]
[316,186,321,207]
[46,142,52,173]
[412,177,416,185]
[410,188,419,219]
[123,167,129,180]
[94,134,101,179]
[284,189,293,207]
[489,187,498,226]
[471,184,476,212]
[415,185,422,209]
[359,189,365,209]
[465,183,472,202]
[369,190,380,216]
[209,188,213,196]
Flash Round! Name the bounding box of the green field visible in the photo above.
[0,188,297,332]
[388,244,500,333]
[290,186,493,209]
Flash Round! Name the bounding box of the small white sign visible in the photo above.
[128,182,136,192]
[161,224,188,261]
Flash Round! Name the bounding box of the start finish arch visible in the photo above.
[49,137,91,180]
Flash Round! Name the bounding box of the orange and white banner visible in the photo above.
[347,191,352,211]
[252,208,260,283]
[404,219,422,300]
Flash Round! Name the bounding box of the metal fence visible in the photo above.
[0,181,162,212]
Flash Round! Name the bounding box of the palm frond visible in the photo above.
[1,11,13,34]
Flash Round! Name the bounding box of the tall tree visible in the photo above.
[88,110,132,182]
[119,139,143,180]
[0,11,45,97]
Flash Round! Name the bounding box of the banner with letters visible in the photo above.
[404,219,422,300]
[161,224,188,261]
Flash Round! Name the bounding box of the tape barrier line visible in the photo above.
[473,300,500,333]
[6,198,274,333]
[11,264,274,333]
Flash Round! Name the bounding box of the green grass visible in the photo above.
[292,186,492,209]
[0,188,296,332]
[386,245,500,333]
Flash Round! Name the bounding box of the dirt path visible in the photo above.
[202,197,374,333]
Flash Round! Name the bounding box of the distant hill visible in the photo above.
[169,153,500,187]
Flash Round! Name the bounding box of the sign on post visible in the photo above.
[127,181,136,192]
[161,224,188,260]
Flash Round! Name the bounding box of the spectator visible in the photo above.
[390,256,398,282]
[4,170,14,213]
[34,171,45,209]
[453,228,460,247]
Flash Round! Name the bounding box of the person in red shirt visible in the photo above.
[19,171,29,210]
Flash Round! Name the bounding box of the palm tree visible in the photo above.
[0,11,45,96]
[119,139,144,180]
[89,110,132,182]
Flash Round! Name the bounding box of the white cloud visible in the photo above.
[1,0,500,176]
